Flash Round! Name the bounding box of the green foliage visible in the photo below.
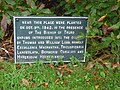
[0,61,120,89]
[56,0,120,62]
[0,30,4,39]
[100,71,106,78]
[0,0,120,62]
[0,0,54,34]
[1,0,54,18]
[70,56,80,65]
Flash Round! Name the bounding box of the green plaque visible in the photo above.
[14,17,88,63]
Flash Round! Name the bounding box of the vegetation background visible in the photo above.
[0,0,120,90]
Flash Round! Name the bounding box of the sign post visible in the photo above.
[14,17,88,63]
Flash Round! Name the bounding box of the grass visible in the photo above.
[0,61,120,90]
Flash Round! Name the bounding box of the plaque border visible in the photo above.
[13,16,88,64]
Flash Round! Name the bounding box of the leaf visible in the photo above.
[32,84,38,88]
[49,64,54,69]
[102,37,113,46]
[94,77,98,81]
[71,0,76,3]
[113,64,120,69]
[29,63,32,67]
[59,64,68,68]
[60,70,65,75]
[17,6,24,10]
[102,24,108,35]
[56,67,62,71]
[97,14,107,22]
[38,4,45,11]
[1,48,9,54]
[0,57,4,62]
[95,84,99,89]
[86,62,95,70]
[29,75,33,80]
[98,58,111,68]
[102,37,112,42]
[76,32,85,40]
[42,82,48,87]
[100,71,106,78]
[22,11,32,16]
[85,4,92,10]
[26,0,35,8]
[108,21,120,31]
[5,0,16,5]
[77,0,81,3]
[108,25,119,31]
[117,0,120,2]
[65,9,74,15]
[0,30,5,39]
[55,79,59,84]
[22,78,30,88]
[40,9,52,14]
[65,0,69,2]
[84,73,90,82]
[16,64,21,69]
[117,33,120,39]
[111,5,119,11]
[65,69,73,73]
[1,14,7,31]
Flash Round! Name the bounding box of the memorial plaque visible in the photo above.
[14,17,88,63]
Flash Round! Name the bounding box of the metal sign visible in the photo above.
[14,17,88,63]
